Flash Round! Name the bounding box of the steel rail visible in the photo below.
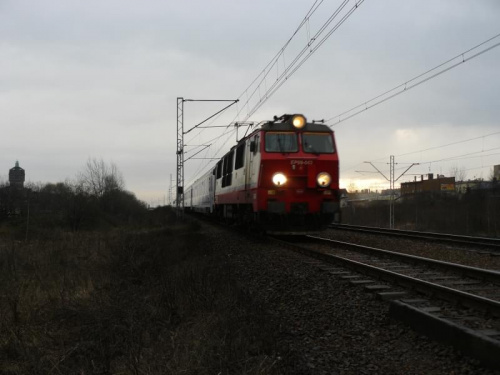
[329,224,500,249]
[306,235,500,283]
[270,236,500,317]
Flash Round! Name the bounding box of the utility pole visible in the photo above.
[168,174,173,206]
[390,155,395,229]
[176,97,184,215]
[364,156,418,229]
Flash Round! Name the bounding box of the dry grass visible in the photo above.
[0,222,284,374]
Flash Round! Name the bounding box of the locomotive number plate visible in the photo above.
[290,160,313,165]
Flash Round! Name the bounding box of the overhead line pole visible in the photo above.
[175,97,238,217]
[390,155,395,229]
[365,156,418,229]
[176,98,185,215]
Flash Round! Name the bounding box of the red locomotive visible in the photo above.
[185,114,340,230]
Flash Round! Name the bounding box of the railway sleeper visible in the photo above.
[390,300,500,369]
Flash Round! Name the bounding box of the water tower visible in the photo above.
[9,161,25,188]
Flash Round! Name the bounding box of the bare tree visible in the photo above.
[77,158,124,198]
[347,182,358,193]
[489,167,499,182]
[449,164,467,182]
[25,181,44,192]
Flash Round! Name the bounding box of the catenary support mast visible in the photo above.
[175,97,238,216]
[364,156,418,229]
[176,98,185,214]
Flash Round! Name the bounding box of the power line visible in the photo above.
[183,1,364,184]
[232,0,326,122]
[185,127,239,186]
[419,147,500,165]
[369,131,500,163]
[241,0,365,122]
[327,32,500,127]
[183,0,328,144]
[181,1,329,184]
[199,0,364,173]
[354,149,499,183]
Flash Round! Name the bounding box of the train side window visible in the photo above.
[222,150,234,187]
[216,161,222,179]
[227,150,234,173]
[235,141,245,170]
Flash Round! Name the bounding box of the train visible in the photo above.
[184,114,340,231]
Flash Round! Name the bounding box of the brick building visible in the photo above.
[401,173,455,196]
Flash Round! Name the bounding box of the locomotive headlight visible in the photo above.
[316,172,331,187]
[292,114,306,129]
[272,172,287,186]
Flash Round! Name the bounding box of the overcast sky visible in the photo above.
[1,0,499,204]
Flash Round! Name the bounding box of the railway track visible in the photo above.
[270,234,500,367]
[329,223,500,252]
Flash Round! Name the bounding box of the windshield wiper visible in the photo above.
[277,136,286,154]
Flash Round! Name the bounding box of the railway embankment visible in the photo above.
[224,225,500,374]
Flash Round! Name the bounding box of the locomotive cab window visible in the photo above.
[251,135,260,154]
[265,132,298,153]
[302,132,335,154]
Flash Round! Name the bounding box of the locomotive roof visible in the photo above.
[260,121,332,132]
[233,114,333,148]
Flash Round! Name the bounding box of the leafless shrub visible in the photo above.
[0,218,283,374]
[449,164,467,182]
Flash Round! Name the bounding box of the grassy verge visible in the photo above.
[0,221,283,374]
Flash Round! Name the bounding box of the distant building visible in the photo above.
[494,165,500,180]
[455,179,497,193]
[401,173,455,196]
[1,161,28,218]
[338,188,349,208]
[9,161,25,188]
[379,189,400,200]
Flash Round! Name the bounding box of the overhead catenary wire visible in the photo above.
[240,0,365,122]
[184,0,327,145]
[185,0,366,183]
[354,148,500,182]
[344,130,500,186]
[232,0,326,122]
[340,131,500,173]
[182,1,327,181]
[327,32,500,126]
[370,131,500,163]
[420,147,500,165]
[185,127,239,186]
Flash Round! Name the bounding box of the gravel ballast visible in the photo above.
[204,223,500,374]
